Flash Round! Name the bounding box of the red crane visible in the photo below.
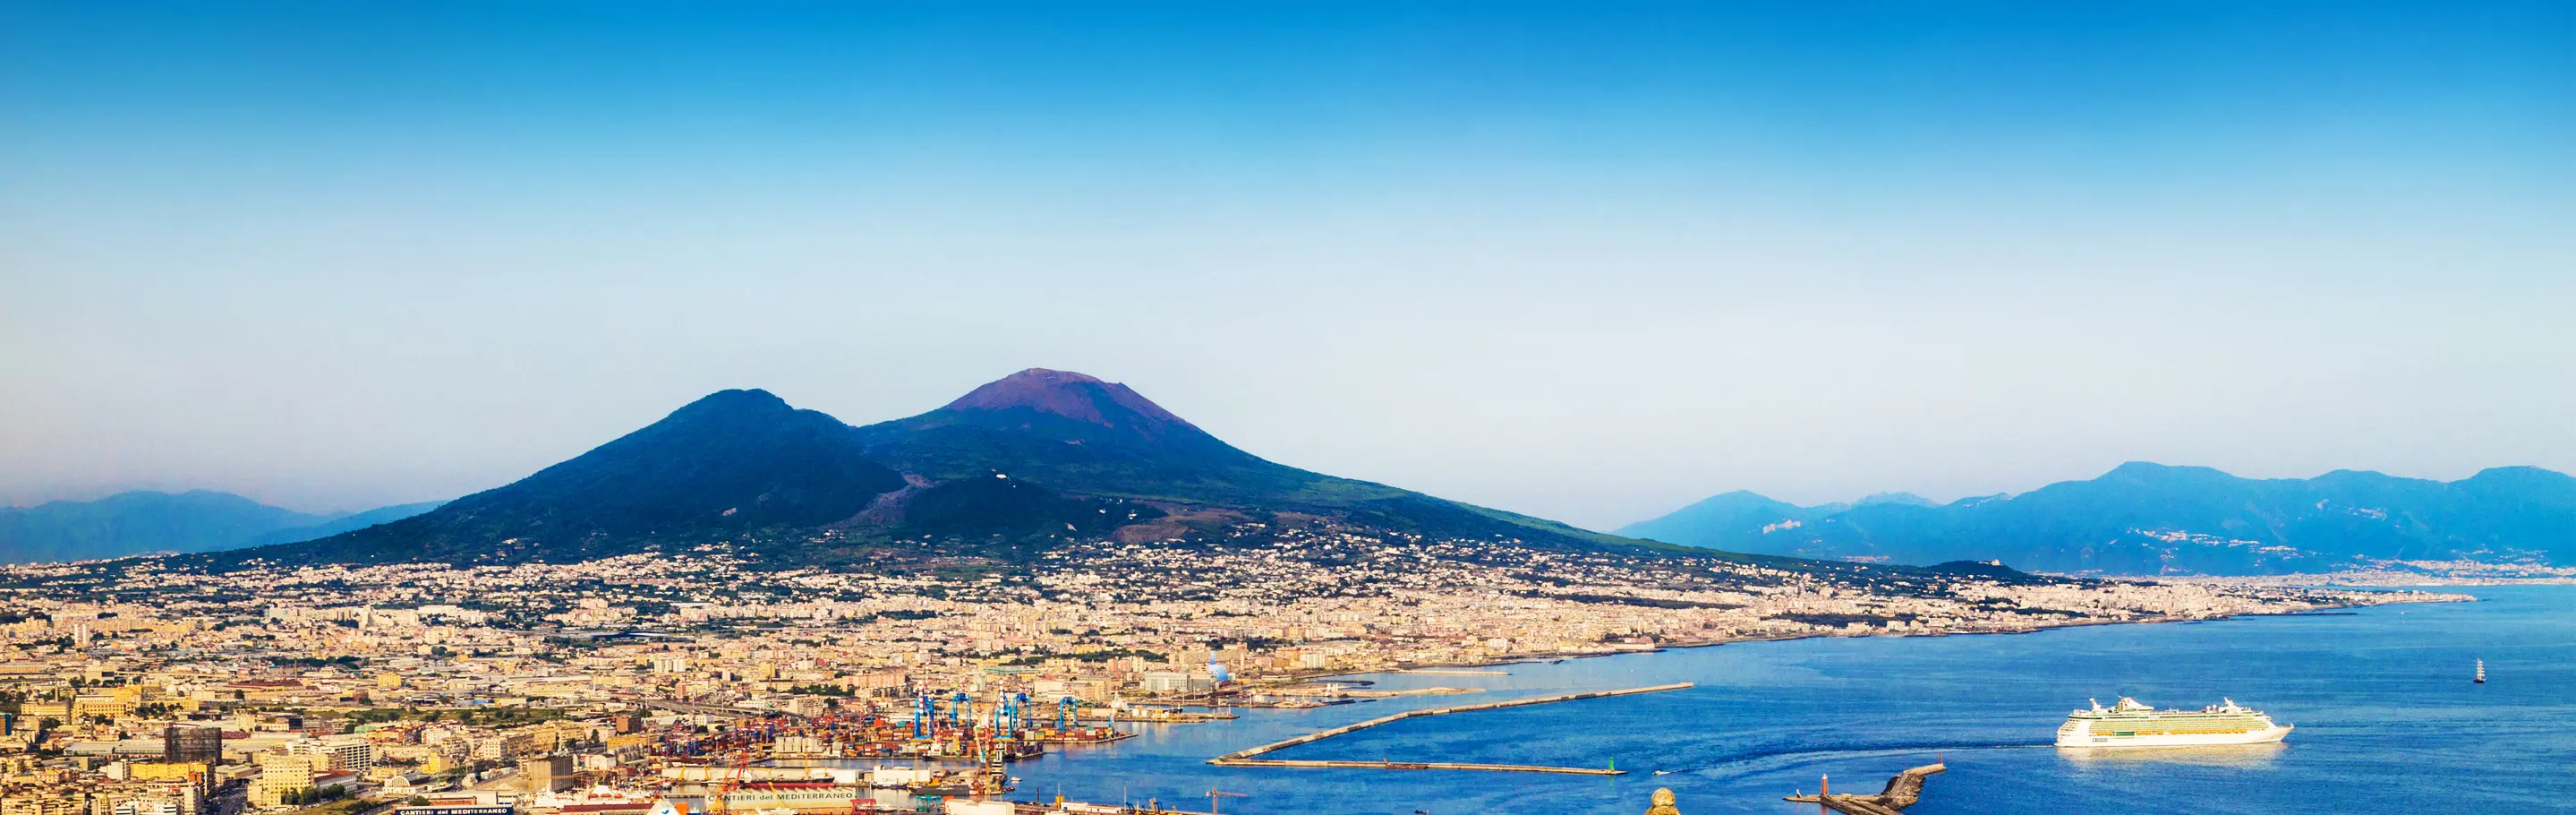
[709,752,753,813]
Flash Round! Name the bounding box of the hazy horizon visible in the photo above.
[4,373,2566,529]
[4,3,2571,529]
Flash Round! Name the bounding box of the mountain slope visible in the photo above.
[243,501,448,548]
[852,369,1683,554]
[852,369,1402,506]
[211,370,1722,570]
[1624,463,2576,574]
[1616,491,1820,548]
[226,389,913,565]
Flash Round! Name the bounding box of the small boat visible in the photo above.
[1651,769,1676,776]
[2475,659,2486,684]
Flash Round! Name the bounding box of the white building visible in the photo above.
[293,737,378,773]
[1139,672,1214,693]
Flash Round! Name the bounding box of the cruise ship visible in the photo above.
[2056,697,2292,748]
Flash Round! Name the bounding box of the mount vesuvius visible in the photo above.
[203,369,1708,570]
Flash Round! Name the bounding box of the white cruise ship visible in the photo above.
[2056,697,2292,748]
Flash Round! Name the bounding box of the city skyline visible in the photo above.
[4,3,2571,529]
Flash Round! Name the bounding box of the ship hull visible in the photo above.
[2056,724,2292,749]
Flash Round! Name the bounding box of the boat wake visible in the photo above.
[1657,740,2053,777]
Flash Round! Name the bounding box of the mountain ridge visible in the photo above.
[209,370,1727,570]
[1620,462,2576,574]
[250,388,916,565]
[0,491,443,565]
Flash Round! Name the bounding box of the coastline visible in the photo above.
[1034,584,2572,815]
[2159,574,2576,588]
[1267,583,2472,687]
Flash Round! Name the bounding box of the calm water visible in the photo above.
[1000,585,2573,814]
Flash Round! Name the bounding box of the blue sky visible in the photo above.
[3,2,2570,528]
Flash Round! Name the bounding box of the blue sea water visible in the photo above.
[1004,585,2574,814]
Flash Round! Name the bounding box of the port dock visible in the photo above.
[1207,682,1693,775]
[1783,762,1947,815]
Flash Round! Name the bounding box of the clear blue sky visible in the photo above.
[3,2,2570,528]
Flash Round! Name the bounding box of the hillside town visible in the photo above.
[0,527,2464,815]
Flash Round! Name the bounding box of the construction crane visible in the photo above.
[1207,790,1248,815]
[1056,696,1079,731]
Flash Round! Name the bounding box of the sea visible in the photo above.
[991,585,2573,814]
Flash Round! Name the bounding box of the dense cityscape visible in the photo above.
[0,522,2464,815]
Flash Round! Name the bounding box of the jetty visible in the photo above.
[1783,762,1947,815]
[1340,686,1480,699]
[1207,682,1693,775]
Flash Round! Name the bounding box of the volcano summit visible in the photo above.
[208,369,1691,570]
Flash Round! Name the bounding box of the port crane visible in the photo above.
[1207,790,1248,814]
[706,753,753,814]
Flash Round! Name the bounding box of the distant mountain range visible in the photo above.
[1619,462,2576,575]
[210,369,1693,569]
[0,491,443,565]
